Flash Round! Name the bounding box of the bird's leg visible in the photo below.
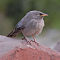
[32,35,36,42]
[22,36,27,41]
[22,36,31,45]
[22,33,28,41]
[32,35,39,46]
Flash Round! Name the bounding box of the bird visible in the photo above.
[7,10,48,43]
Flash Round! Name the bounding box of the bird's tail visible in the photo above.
[7,29,20,37]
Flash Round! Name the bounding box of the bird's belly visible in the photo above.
[22,22,44,36]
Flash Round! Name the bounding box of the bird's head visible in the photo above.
[26,10,48,20]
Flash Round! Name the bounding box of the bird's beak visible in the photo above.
[41,13,48,16]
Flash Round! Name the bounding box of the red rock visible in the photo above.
[0,41,60,60]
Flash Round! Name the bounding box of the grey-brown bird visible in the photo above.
[7,10,48,42]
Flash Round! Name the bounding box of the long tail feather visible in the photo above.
[7,29,20,37]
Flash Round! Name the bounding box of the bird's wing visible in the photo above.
[7,14,30,37]
[16,13,32,29]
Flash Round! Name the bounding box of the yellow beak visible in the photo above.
[41,14,48,16]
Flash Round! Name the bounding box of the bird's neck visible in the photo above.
[39,18,44,27]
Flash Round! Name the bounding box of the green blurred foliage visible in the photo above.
[0,0,60,35]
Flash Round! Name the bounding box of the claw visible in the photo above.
[31,40,39,46]
[22,37,31,45]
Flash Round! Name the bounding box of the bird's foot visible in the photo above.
[22,37,31,45]
[22,37,26,40]
[26,40,31,45]
[31,40,39,46]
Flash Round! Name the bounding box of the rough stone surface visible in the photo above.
[0,35,60,60]
[0,41,60,60]
[54,41,60,52]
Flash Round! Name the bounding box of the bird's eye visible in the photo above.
[40,13,43,15]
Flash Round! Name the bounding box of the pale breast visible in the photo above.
[34,19,44,35]
[22,19,44,36]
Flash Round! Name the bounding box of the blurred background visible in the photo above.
[0,0,60,48]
